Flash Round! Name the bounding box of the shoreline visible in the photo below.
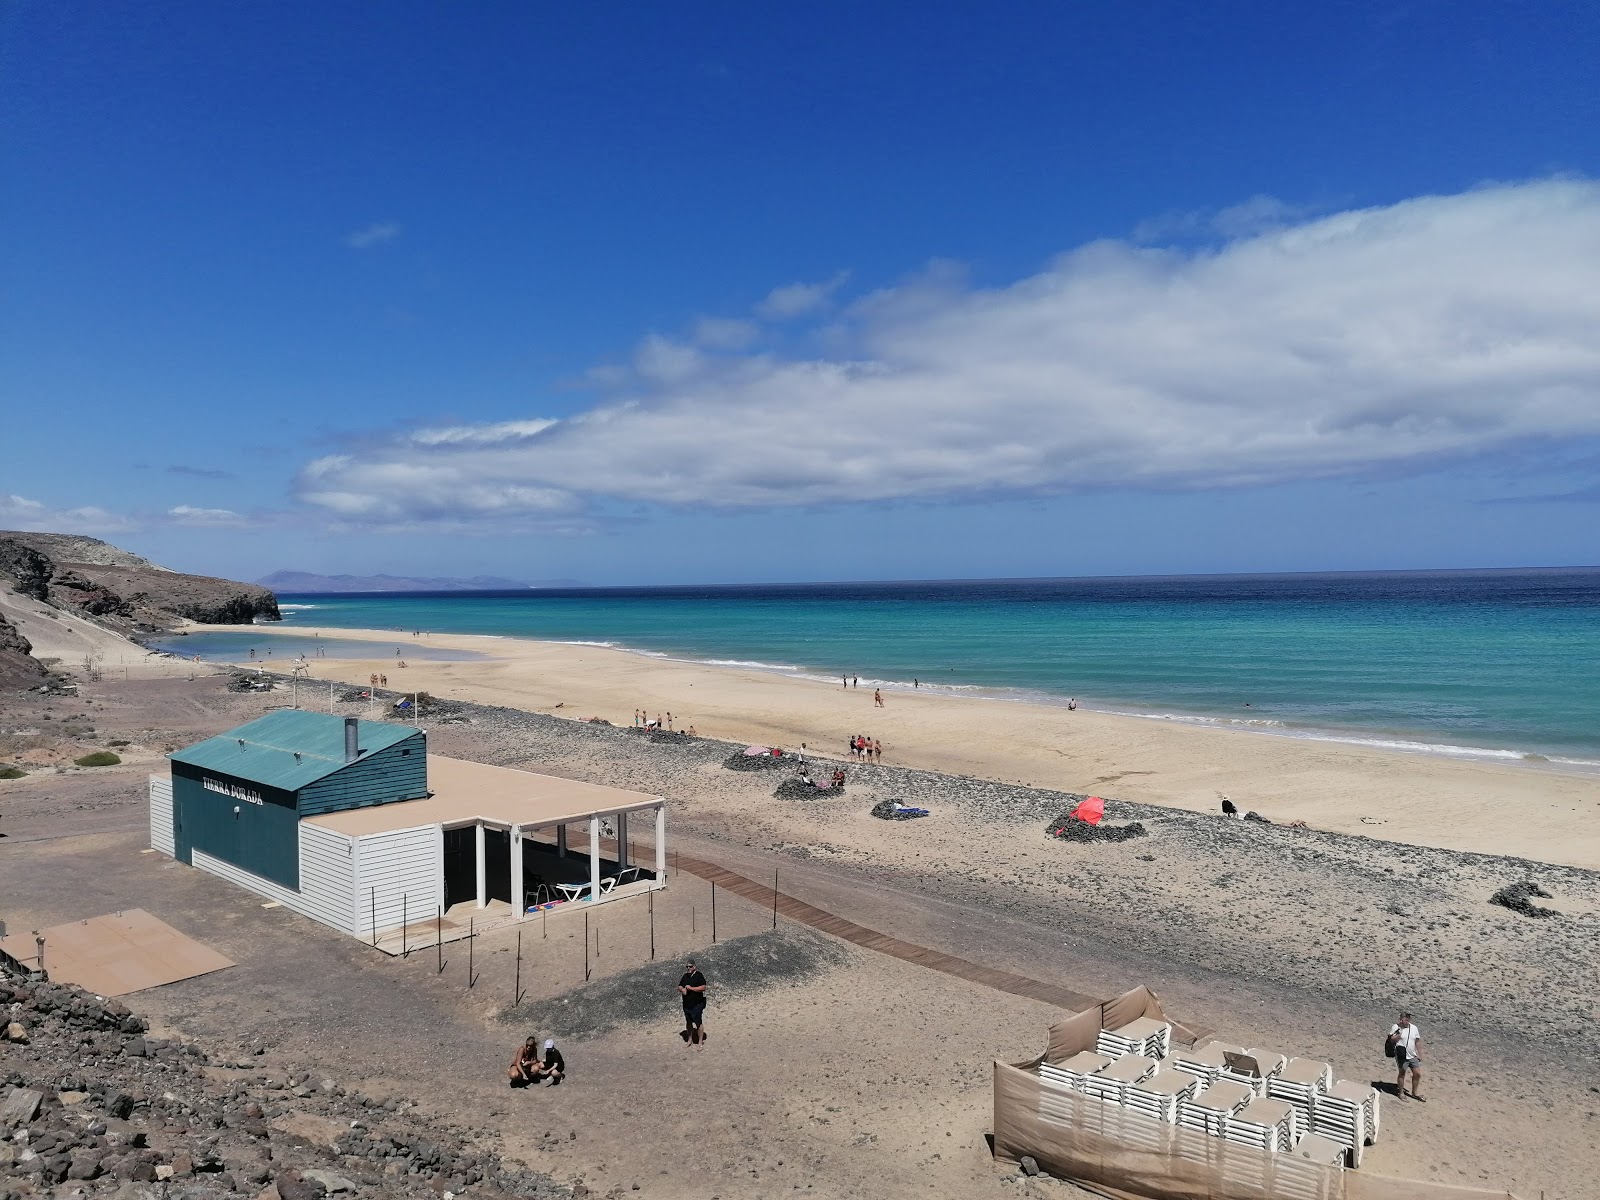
[166,620,1600,869]
[174,618,1600,775]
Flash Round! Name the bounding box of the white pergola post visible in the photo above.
[475,822,487,909]
[556,823,567,858]
[654,804,666,882]
[617,811,629,869]
[510,823,524,920]
[588,814,602,901]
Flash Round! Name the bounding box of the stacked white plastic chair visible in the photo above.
[1267,1058,1334,1133]
[1225,1097,1299,1153]
[1310,1080,1380,1167]
[1177,1079,1253,1136]
[1123,1068,1203,1124]
[1038,1050,1113,1093]
[1171,1040,1244,1086]
[1082,1054,1158,1105]
[1095,1016,1172,1060]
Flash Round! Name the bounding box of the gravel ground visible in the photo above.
[403,694,1600,1064]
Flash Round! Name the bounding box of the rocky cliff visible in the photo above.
[0,609,47,688]
[0,532,280,633]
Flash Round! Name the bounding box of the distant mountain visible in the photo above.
[257,570,581,593]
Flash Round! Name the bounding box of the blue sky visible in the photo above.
[4,1,1599,585]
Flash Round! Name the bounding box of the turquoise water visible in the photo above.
[157,570,1600,765]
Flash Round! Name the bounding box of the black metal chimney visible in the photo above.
[343,716,359,763]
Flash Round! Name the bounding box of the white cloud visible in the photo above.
[407,420,558,447]
[345,221,402,249]
[167,505,245,527]
[0,494,140,535]
[297,180,1600,522]
[756,270,850,319]
[693,316,760,350]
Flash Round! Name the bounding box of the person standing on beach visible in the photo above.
[842,675,848,689]
[872,738,883,763]
[1387,1013,1424,1101]
[853,676,858,688]
[679,958,708,1048]
[874,688,884,707]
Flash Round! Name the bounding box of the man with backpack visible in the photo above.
[1386,1012,1424,1101]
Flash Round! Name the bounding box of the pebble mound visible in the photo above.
[722,751,792,772]
[774,778,840,800]
[1046,811,1149,843]
[1489,880,1558,919]
[869,799,927,821]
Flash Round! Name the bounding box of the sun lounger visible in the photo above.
[1310,1081,1379,1167]
[1289,1132,1348,1166]
[1225,1097,1299,1153]
[1039,1050,1114,1093]
[1219,1048,1286,1096]
[1082,1054,1158,1105]
[1172,1040,1244,1087]
[1123,1068,1204,1123]
[1095,1016,1172,1060]
[1267,1057,1334,1129]
[1177,1079,1253,1136]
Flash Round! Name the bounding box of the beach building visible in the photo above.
[148,711,666,952]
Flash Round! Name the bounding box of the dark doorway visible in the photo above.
[483,827,512,904]
[443,826,476,910]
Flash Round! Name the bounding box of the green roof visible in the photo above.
[170,710,422,793]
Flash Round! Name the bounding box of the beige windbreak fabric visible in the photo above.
[994,986,1523,1200]
[992,1062,1517,1200]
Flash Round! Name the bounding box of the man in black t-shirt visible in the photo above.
[539,1038,565,1085]
[678,958,708,1048]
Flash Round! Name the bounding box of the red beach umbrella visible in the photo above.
[1074,796,1105,825]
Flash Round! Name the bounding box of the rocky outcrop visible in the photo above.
[0,540,53,602]
[0,532,280,633]
[0,610,47,689]
[0,967,569,1198]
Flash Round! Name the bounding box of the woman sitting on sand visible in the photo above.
[508,1037,542,1087]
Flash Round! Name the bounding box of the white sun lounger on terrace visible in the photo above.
[1177,1079,1253,1136]
[1095,1016,1172,1060]
[1123,1068,1204,1123]
[1039,1050,1113,1093]
[1082,1054,1158,1106]
[1172,1040,1244,1087]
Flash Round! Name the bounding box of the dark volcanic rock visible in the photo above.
[0,609,47,688]
[1046,810,1148,843]
[1489,879,1558,918]
[0,530,281,630]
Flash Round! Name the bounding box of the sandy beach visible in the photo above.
[5,666,1595,1197]
[208,622,1600,870]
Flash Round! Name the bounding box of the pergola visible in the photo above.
[305,755,666,922]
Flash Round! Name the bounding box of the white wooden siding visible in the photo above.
[148,774,174,856]
[191,822,358,935]
[352,825,441,937]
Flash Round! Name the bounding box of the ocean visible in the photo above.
[157,569,1600,767]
